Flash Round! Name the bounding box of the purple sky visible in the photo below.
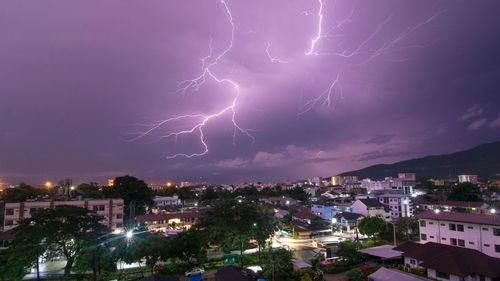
[1,0,500,185]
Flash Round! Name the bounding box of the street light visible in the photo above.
[434,209,440,214]
[491,209,496,214]
[126,231,133,239]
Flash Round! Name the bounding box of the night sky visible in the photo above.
[1,0,500,185]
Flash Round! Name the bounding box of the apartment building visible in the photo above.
[417,211,500,258]
[3,199,124,231]
[153,195,181,209]
[376,193,413,218]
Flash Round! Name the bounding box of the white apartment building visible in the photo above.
[3,199,124,231]
[376,193,413,218]
[458,174,479,184]
[417,211,500,258]
[361,179,391,193]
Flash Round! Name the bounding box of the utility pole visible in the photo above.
[392,222,397,246]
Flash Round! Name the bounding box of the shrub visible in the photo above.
[345,268,366,281]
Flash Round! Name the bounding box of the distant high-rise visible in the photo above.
[458,174,478,184]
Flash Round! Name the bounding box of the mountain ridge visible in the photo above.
[340,141,500,180]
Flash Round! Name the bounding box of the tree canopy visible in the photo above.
[447,182,482,202]
[358,216,387,242]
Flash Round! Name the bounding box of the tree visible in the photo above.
[286,186,309,201]
[72,182,103,198]
[358,216,387,242]
[251,206,277,265]
[73,246,116,280]
[41,205,107,276]
[336,241,364,265]
[130,232,169,274]
[448,183,482,202]
[0,220,47,281]
[196,200,266,267]
[107,175,153,223]
[262,248,295,281]
[168,229,208,266]
[1,183,47,202]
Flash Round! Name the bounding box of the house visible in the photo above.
[334,212,364,233]
[293,209,319,225]
[416,211,500,258]
[311,199,336,220]
[368,267,431,281]
[3,199,124,231]
[135,212,200,232]
[351,199,391,221]
[394,241,500,281]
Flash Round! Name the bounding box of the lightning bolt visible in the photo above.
[131,0,253,159]
[266,42,288,63]
[299,1,447,116]
[298,73,340,116]
[305,0,325,56]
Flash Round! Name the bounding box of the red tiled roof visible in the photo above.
[416,211,500,226]
[135,212,200,222]
[293,210,317,220]
[395,242,500,278]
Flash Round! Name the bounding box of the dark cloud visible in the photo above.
[365,134,396,145]
[1,0,500,184]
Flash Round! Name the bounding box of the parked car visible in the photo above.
[185,267,205,276]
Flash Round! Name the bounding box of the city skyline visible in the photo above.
[1,0,500,184]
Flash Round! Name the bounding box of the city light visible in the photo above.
[126,231,133,239]
[331,218,337,224]
[45,181,52,188]
[434,209,440,214]
[167,182,172,187]
[491,209,496,214]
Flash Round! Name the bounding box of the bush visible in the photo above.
[158,262,192,275]
[345,268,366,281]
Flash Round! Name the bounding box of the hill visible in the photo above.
[340,141,500,180]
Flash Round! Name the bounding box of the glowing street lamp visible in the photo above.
[126,231,134,239]
[491,209,496,214]
[434,209,440,214]
[45,181,52,188]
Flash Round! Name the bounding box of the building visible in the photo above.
[135,212,200,232]
[368,267,431,281]
[3,199,124,231]
[343,176,358,183]
[311,200,336,221]
[412,199,488,214]
[398,173,416,180]
[362,179,391,194]
[331,175,344,186]
[153,196,181,209]
[458,174,479,184]
[417,211,500,258]
[394,241,500,281]
[375,193,413,218]
[389,177,415,194]
[351,199,391,221]
[334,212,364,234]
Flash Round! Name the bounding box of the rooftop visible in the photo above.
[368,267,431,281]
[416,211,500,226]
[358,198,385,208]
[394,241,500,278]
[135,212,201,222]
